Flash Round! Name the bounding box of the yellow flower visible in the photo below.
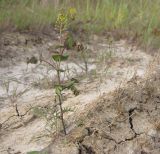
[56,13,68,30]
[57,13,67,24]
[68,8,77,20]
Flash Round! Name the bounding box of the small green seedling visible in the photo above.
[53,8,79,135]
[34,8,80,137]
[37,8,80,136]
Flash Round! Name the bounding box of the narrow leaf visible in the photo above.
[54,85,63,95]
[52,54,69,62]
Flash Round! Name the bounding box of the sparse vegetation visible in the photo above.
[50,8,79,135]
[36,8,79,136]
[0,1,160,154]
[2,80,29,118]
[1,0,160,48]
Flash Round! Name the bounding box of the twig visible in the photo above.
[41,58,57,70]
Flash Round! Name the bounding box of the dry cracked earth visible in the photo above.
[0,32,159,154]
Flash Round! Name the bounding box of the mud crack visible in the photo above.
[78,144,96,154]
[114,107,144,144]
[103,108,144,144]
[128,108,136,134]
[77,127,97,154]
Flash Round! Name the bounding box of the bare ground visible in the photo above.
[0,32,159,154]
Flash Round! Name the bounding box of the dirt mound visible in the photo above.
[43,66,160,154]
[71,68,160,154]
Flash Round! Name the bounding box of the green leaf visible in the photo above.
[63,78,79,90]
[55,85,63,95]
[52,54,69,62]
[27,151,39,154]
[64,33,76,50]
[62,80,79,96]
[64,81,74,89]
[63,107,73,113]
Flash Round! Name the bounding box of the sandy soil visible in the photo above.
[0,32,159,154]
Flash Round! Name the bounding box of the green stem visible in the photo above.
[81,51,88,74]
[55,23,67,135]
[57,69,67,135]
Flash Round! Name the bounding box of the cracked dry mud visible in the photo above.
[0,32,159,154]
[75,70,160,154]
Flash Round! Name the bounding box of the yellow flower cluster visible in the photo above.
[56,13,68,30]
[55,8,77,30]
[68,8,77,20]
